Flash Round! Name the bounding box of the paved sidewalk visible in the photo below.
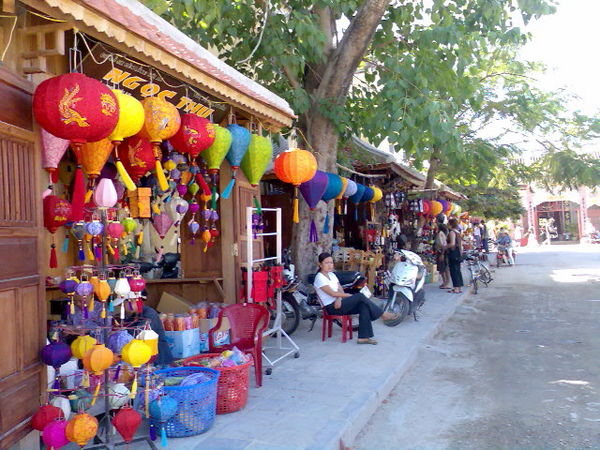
[165,282,472,450]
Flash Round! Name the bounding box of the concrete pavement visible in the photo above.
[356,245,600,449]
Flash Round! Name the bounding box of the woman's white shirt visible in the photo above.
[313,272,340,306]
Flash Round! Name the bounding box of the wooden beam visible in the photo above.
[2,0,15,13]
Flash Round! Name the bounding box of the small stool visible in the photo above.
[322,309,353,343]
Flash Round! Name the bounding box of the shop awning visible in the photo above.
[22,0,295,129]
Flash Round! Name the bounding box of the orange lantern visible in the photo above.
[430,200,443,217]
[138,98,181,192]
[80,138,113,202]
[66,412,98,447]
[94,277,111,319]
[274,149,318,223]
[83,344,114,405]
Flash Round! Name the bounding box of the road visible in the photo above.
[355,245,600,449]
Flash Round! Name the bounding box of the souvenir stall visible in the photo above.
[0,0,294,446]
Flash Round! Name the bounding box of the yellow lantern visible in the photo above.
[109,90,145,192]
[138,97,181,192]
[66,412,98,447]
[369,186,383,203]
[121,339,152,399]
[71,335,97,360]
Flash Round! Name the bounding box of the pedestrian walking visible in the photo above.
[434,224,451,289]
[480,220,489,253]
[447,218,464,294]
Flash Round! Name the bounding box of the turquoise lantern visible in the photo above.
[222,124,251,199]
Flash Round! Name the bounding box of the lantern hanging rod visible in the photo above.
[336,163,387,179]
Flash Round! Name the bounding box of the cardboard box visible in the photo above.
[199,317,230,333]
[157,291,195,314]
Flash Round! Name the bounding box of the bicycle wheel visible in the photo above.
[480,265,493,285]
[471,275,478,294]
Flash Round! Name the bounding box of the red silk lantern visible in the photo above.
[33,73,119,221]
[169,114,215,160]
[117,135,155,183]
[112,407,142,443]
[32,404,63,431]
[44,195,72,268]
[273,149,318,223]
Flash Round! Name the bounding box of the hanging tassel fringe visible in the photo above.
[309,219,318,243]
[292,195,299,223]
[323,212,330,234]
[94,244,102,261]
[149,424,157,441]
[61,236,69,253]
[84,189,93,204]
[154,159,169,192]
[115,159,137,191]
[196,173,211,196]
[49,244,58,268]
[222,178,235,199]
[78,247,85,261]
[113,363,121,382]
[90,381,101,406]
[160,427,168,448]
[211,185,217,210]
[71,167,86,221]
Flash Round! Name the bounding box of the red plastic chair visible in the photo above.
[316,294,353,343]
[208,303,270,387]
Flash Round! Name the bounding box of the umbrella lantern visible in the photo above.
[138,97,181,192]
[43,195,72,268]
[299,171,329,243]
[41,128,70,185]
[273,149,318,223]
[320,173,343,234]
[222,124,251,199]
[33,73,119,221]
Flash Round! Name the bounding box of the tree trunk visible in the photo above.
[290,0,392,278]
[425,146,441,190]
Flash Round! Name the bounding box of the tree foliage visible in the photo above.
[453,184,525,220]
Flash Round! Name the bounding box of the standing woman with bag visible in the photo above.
[447,218,464,294]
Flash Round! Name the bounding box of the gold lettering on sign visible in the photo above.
[122,76,145,90]
[102,68,131,85]
[140,83,161,97]
[158,90,177,101]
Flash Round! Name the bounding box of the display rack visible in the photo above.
[245,207,299,371]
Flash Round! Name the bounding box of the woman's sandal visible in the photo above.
[357,338,378,345]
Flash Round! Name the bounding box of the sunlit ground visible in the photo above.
[516,243,600,254]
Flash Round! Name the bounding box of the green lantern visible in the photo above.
[240,134,273,187]
[201,125,232,209]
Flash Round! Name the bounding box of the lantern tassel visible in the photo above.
[211,185,217,210]
[86,243,95,261]
[293,187,300,223]
[337,199,342,215]
[137,231,144,245]
[88,297,94,312]
[115,159,137,191]
[108,299,114,313]
[84,189,93,204]
[323,212,330,234]
[253,196,262,215]
[149,424,157,441]
[120,302,125,320]
[69,298,75,315]
[222,178,235,199]
[78,247,85,261]
[49,244,58,268]
[309,219,318,243]
[130,372,138,398]
[160,427,168,448]
[154,160,169,192]
[61,236,70,253]
[71,166,86,221]
[94,243,102,261]
[82,371,90,388]
[196,173,211,196]
[90,380,101,406]
[50,169,59,184]
[101,304,106,319]
[113,363,121,382]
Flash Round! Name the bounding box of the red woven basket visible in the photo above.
[182,353,252,414]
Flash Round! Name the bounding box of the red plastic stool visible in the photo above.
[321,308,353,343]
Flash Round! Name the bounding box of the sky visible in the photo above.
[520,0,600,115]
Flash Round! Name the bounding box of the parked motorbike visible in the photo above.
[495,242,515,267]
[383,249,426,326]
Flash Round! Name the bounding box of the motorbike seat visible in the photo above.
[306,271,361,287]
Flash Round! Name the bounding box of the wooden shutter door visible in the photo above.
[0,126,45,448]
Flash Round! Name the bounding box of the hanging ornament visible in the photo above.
[65,412,99,447]
[60,276,79,316]
[107,330,133,355]
[114,275,131,320]
[40,341,72,390]
[222,124,251,199]
[112,406,142,443]
[107,221,125,262]
[240,133,273,187]
[109,89,145,191]
[82,344,114,405]
[273,149,318,223]
[33,73,120,221]
[321,173,344,234]
[201,125,232,209]
[43,195,72,268]
[75,277,94,315]
[117,135,155,184]
[138,97,181,191]
[128,271,146,313]
[108,383,131,410]
[71,222,87,262]
[41,128,70,184]
[50,396,72,421]
[169,113,215,160]
[94,275,111,319]
[299,170,329,243]
[152,212,174,240]
[70,335,97,360]
[137,328,159,356]
[121,339,152,398]
[149,396,178,447]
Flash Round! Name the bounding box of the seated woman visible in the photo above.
[313,252,398,345]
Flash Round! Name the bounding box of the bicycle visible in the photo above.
[464,248,493,294]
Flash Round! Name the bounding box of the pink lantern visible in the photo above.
[41,129,70,184]
[93,178,118,208]
[42,419,69,449]
[152,213,174,239]
[106,222,124,240]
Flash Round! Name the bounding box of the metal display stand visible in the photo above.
[245,207,299,372]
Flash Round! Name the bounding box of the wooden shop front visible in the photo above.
[0,0,294,446]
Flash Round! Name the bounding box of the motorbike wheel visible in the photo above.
[270,294,300,336]
[383,293,410,327]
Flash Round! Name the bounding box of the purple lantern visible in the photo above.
[75,281,94,297]
[40,341,72,369]
[299,171,329,243]
[176,184,188,197]
[100,162,118,181]
[59,278,78,294]
[107,330,133,354]
[188,201,200,215]
[152,213,174,239]
[85,221,104,236]
[175,203,188,215]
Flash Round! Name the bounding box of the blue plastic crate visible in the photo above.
[152,367,220,437]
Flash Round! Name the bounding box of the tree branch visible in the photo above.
[316,0,392,100]
[282,64,301,90]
